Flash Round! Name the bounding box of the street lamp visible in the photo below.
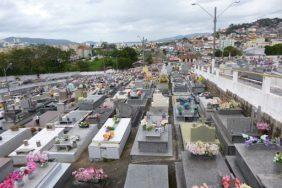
[3,63,12,94]
[137,36,147,65]
[192,1,240,60]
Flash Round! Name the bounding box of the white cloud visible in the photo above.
[0,0,281,42]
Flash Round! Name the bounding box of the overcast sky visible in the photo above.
[0,0,281,42]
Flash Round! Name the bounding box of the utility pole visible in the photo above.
[3,63,12,95]
[192,1,240,61]
[138,36,147,65]
[142,37,145,64]
[213,7,217,59]
[115,56,118,71]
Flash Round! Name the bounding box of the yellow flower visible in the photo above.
[240,184,252,188]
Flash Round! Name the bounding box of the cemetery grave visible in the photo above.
[0,128,32,157]
[88,118,132,160]
[0,63,280,188]
[212,109,257,155]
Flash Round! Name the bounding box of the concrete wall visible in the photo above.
[194,67,282,127]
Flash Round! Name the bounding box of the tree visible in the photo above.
[223,46,242,57]
[145,54,153,64]
[0,45,139,75]
[117,58,132,69]
[0,45,73,76]
[120,47,138,62]
[265,44,282,55]
[215,49,223,57]
[76,61,90,71]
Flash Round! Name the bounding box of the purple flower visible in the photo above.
[244,136,259,146]
[244,139,253,146]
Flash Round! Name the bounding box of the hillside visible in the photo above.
[2,37,78,45]
[224,18,282,34]
[156,33,211,42]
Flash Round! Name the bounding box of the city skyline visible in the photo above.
[0,0,281,43]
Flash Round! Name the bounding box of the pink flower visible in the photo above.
[234,178,241,188]
[187,142,219,156]
[72,167,108,182]
[27,151,48,164]
[256,122,270,131]
[0,178,14,188]
[222,175,231,188]
[10,170,23,181]
[27,161,37,172]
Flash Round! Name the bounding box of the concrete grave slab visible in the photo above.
[124,164,169,188]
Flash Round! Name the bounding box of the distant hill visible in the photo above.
[224,18,282,34]
[156,33,211,42]
[2,37,78,45]
[83,41,97,45]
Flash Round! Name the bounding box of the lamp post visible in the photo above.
[115,56,118,71]
[3,63,12,94]
[137,36,147,65]
[192,1,240,60]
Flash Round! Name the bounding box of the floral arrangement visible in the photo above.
[221,175,251,188]
[160,119,168,127]
[128,89,142,97]
[207,98,221,109]
[72,167,108,183]
[0,178,14,188]
[242,134,277,147]
[159,74,169,83]
[273,152,282,163]
[27,151,48,167]
[239,184,252,188]
[105,116,120,131]
[197,76,206,84]
[200,92,212,99]
[10,170,24,182]
[143,124,155,131]
[78,97,85,101]
[0,161,38,188]
[187,141,219,156]
[55,135,80,144]
[79,122,90,128]
[256,122,270,131]
[219,100,240,110]
[105,125,116,131]
[141,120,155,131]
[177,105,184,114]
[103,131,114,141]
[26,161,37,173]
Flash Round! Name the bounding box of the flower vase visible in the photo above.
[178,110,183,116]
[91,178,100,184]
[73,179,101,187]
[28,171,35,180]
[16,180,25,187]
[258,129,268,136]
[190,153,216,160]
[73,181,89,187]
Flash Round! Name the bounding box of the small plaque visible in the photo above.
[36,141,41,147]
